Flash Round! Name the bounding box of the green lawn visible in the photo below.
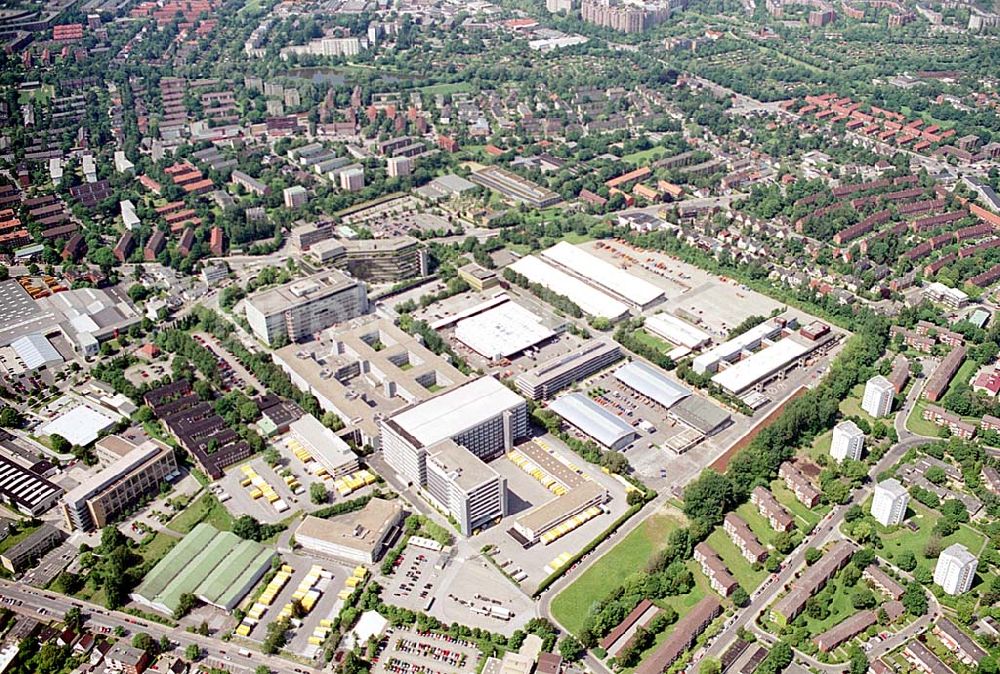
[946,360,978,398]
[735,501,780,548]
[561,232,594,245]
[621,146,669,165]
[0,524,42,556]
[706,527,767,592]
[771,479,828,529]
[807,431,832,465]
[551,509,684,635]
[619,562,710,674]
[875,502,987,574]
[166,493,233,534]
[419,82,473,96]
[139,530,180,566]
[839,384,877,423]
[906,399,943,438]
[797,571,865,636]
[632,329,674,354]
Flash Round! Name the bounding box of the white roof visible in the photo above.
[289,414,357,472]
[540,241,664,307]
[834,419,864,439]
[509,256,628,320]
[940,543,977,565]
[41,404,118,446]
[454,300,556,360]
[390,376,524,447]
[875,478,908,499]
[644,313,712,349]
[692,320,784,374]
[346,611,389,649]
[548,392,636,448]
[866,375,895,393]
[711,337,812,394]
[11,334,62,370]
[614,360,690,409]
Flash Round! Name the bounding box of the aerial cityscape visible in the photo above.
[0,0,997,672]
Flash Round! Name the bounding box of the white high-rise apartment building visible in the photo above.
[934,543,978,595]
[830,420,865,463]
[871,478,909,526]
[862,375,895,418]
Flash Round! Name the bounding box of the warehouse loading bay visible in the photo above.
[470,435,631,595]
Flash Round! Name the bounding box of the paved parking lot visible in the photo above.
[373,628,482,674]
[218,457,304,524]
[244,553,349,657]
[22,541,77,587]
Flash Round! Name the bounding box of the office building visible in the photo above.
[62,438,178,531]
[515,340,622,400]
[290,221,336,251]
[380,376,528,486]
[294,498,403,564]
[244,270,369,346]
[871,478,909,526]
[862,375,895,418]
[425,439,507,536]
[934,543,978,595]
[830,420,865,463]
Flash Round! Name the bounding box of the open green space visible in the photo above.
[551,509,684,635]
[770,479,827,529]
[139,530,181,566]
[906,399,943,438]
[632,329,674,355]
[167,493,234,535]
[622,146,669,164]
[735,501,780,548]
[706,527,767,592]
[838,384,876,423]
[946,359,979,398]
[806,431,832,465]
[874,502,986,574]
[561,231,594,245]
[419,82,473,96]
[0,524,42,556]
[796,569,865,636]
[619,562,710,674]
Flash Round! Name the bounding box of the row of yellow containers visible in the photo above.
[539,505,602,545]
[333,469,377,496]
[279,564,328,620]
[242,465,281,504]
[288,438,335,480]
[236,564,295,635]
[310,567,368,645]
[507,451,568,496]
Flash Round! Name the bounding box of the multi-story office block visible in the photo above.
[425,439,507,536]
[515,340,622,400]
[244,270,368,346]
[871,478,909,526]
[830,420,865,463]
[862,375,895,418]
[62,438,178,531]
[934,543,978,595]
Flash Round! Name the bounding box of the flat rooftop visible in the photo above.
[296,497,402,553]
[246,270,360,315]
[427,438,501,491]
[614,360,691,409]
[540,242,664,308]
[454,300,557,360]
[509,255,629,320]
[549,392,636,448]
[388,376,524,448]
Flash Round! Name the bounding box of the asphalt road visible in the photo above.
[0,580,315,674]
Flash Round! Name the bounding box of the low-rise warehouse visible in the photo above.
[692,319,788,375]
[548,393,637,451]
[614,360,691,409]
[539,242,665,311]
[295,497,404,564]
[710,335,813,395]
[644,313,712,352]
[0,454,63,516]
[508,256,630,321]
[132,523,276,615]
[287,414,360,478]
[454,301,557,361]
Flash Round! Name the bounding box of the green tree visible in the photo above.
[700,657,722,674]
[310,482,328,505]
[902,583,928,616]
[558,636,585,661]
[805,548,822,565]
[132,632,155,653]
[185,644,201,661]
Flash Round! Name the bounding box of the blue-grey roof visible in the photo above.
[11,334,62,370]
[614,360,690,409]
[548,393,636,448]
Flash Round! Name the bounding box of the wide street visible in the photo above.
[0,580,312,674]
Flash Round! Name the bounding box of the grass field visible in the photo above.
[839,384,877,423]
[771,479,828,529]
[621,146,669,165]
[419,82,473,96]
[139,530,180,566]
[551,509,684,635]
[561,231,594,245]
[946,360,978,398]
[807,431,832,465]
[632,329,674,354]
[167,493,233,534]
[706,527,767,592]
[735,501,780,548]
[906,399,944,437]
[797,570,865,636]
[876,502,986,574]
